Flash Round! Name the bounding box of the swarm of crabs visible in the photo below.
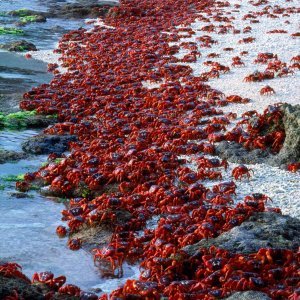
[3,0,300,299]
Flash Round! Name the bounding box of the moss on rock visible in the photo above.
[0,27,24,35]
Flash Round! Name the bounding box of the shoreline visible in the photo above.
[1,0,299,299]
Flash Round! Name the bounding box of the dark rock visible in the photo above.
[225,291,271,300]
[7,9,47,18]
[20,115,57,128]
[0,150,28,164]
[271,103,300,165]
[40,185,60,197]
[215,141,269,164]
[70,209,132,252]
[0,114,57,129]
[0,40,37,52]
[47,2,118,19]
[70,224,112,252]
[9,192,32,198]
[71,209,132,251]
[0,275,80,300]
[15,16,47,27]
[216,103,300,167]
[21,134,77,155]
[183,212,300,255]
[0,275,45,300]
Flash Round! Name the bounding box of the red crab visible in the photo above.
[287,162,300,172]
[15,181,30,192]
[197,157,228,170]
[58,284,81,297]
[32,271,66,289]
[231,56,245,67]
[93,245,125,272]
[56,225,67,238]
[67,238,81,251]
[260,85,275,95]
[0,263,30,283]
[232,165,253,180]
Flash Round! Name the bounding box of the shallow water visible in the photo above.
[0,163,102,290]
[0,0,88,50]
[0,129,39,151]
[0,51,52,95]
[0,129,102,290]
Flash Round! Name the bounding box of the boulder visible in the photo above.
[0,40,37,52]
[21,134,77,155]
[47,2,118,19]
[0,149,28,164]
[0,275,44,300]
[225,291,271,300]
[216,104,300,167]
[271,103,300,165]
[7,9,47,18]
[184,212,300,255]
[215,141,268,164]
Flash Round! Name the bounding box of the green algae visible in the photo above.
[1,174,25,182]
[19,15,45,25]
[8,9,33,17]
[0,111,36,129]
[0,27,24,35]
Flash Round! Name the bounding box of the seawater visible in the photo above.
[0,0,87,49]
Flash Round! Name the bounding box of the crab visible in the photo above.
[32,271,66,289]
[231,56,245,67]
[226,95,249,104]
[58,284,81,297]
[0,263,30,283]
[15,181,30,192]
[197,157,228,170]
[93,245,125,272]
[287,162,300,172]
[260,85,275,95]
[56,225,67,238]
[67,238,81,251]
[232,165,253,180]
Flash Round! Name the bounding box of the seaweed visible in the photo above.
[0,110,36,129]
[8,9,34,17]
[0,27,24,35]
[19,15,45,25]
[1,174,25,182]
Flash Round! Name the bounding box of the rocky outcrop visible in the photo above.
[272,104,300,165]
[18,115,57,129]
[225,291,271,300]
[0,150,28,164]
[0,40,37,52]
[0,276,45,300]
[215,141,269,165]
[21,134,77,155]
[183,212,300,255]
[68,209,132,278]
[7,9,47,18]
[47,2,118,19]
[0,274,83,299]
[216,104,300,167]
